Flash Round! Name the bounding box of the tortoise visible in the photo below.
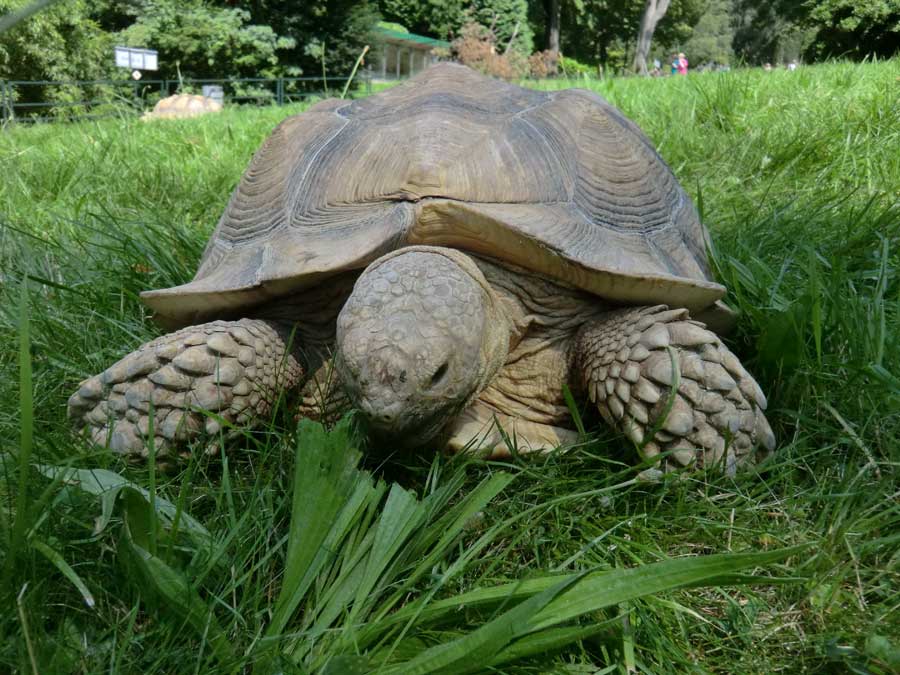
[69,63,774,473]
[143,93,223,121]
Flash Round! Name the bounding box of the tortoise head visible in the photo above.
[335,246,509,443]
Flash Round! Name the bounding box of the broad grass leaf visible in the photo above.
[488,623,615,667]
[31,539,96,609]
[380,545,809,632]
[35,464,211,547]
[358,472,515,654]
[320,654,371,675]
[263,418,379,652]
[4,280,34,581]
[121,512,236,667]
[377,573,585,675]
[343,484,425,631]
[527,544,810,631]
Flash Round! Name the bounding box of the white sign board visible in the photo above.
[115,47,130,68]
[202,85,224,104]
[114,46,158,71]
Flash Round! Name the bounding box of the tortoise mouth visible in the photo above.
[363,404,459,447]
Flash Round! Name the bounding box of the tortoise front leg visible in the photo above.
[574,305,775,474]
[68,319,304,458]
[296,356,351,425]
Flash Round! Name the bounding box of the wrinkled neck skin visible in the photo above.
[335,246,513,444]
[254,270,358,373]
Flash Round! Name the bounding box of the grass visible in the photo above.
[1,59,898,673]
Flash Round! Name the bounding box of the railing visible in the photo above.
[0,73,373,126]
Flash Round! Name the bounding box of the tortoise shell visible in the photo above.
[146,94,222,120]
[143,63,726,327]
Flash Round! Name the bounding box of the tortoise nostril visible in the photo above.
[429,362,449,387]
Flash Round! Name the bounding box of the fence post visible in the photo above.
[276,77,284,106]
[0,80,6,125]
[365,67,372,96]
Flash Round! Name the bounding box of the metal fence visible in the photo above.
[0,73,373,125]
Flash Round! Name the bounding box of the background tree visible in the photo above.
[379,0,465,39]
[633,0,671,73]
[546,0,560,53]
[549,0,701,73]
[0,0,110,81]
[732,0,809,64]
[469,0,534,53]
[381,0,532,53]
[112,0,293,80]
[793,0,899,59]
[554,0,640,68]
[239,0,378,77]
[680,0,732,64]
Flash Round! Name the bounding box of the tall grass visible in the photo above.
[1,61,898,672]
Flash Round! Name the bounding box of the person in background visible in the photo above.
[676,52,689,75]
[670,53,679,75]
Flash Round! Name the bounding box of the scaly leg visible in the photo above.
[574,305,774,474]
[296,356,351,425]
[68,319,304,458]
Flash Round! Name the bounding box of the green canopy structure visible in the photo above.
[373,26,450,80]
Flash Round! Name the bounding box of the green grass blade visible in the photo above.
[363,472,515,656]
[3,280,34,586]
[527,545,810,632]
[30,539,96,609]
[488,622,616,668]
[35,464,213,547]
[562,384,586,437]
[342,484,425,631]
[378,573,585,675]
[378,545,809,632]
[262,419,374,649]
[122,514,236,667]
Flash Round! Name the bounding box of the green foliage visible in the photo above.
[469,0,534,54]
[732,0,814,64]
[800,0,900,59]
[559,54,595,75]
[555,0,704,69]
[681,0,734,64]
[243,0,379,77]
[734,0,899,64]
[1,0,375,84]
[112,0,294,80]
[0,0,111,81]
[20,421,808,672]
[379,0,466,39]
[376,19,409,33]
[0,62,899,672]
[380,0,533,52]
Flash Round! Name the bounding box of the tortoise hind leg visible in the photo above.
[68,319,304,459]
[574,305,774,474]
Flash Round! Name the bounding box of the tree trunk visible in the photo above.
[632,0,671,75]
[547,0,560,54]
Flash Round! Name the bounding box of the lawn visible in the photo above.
[1,60,898,673]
